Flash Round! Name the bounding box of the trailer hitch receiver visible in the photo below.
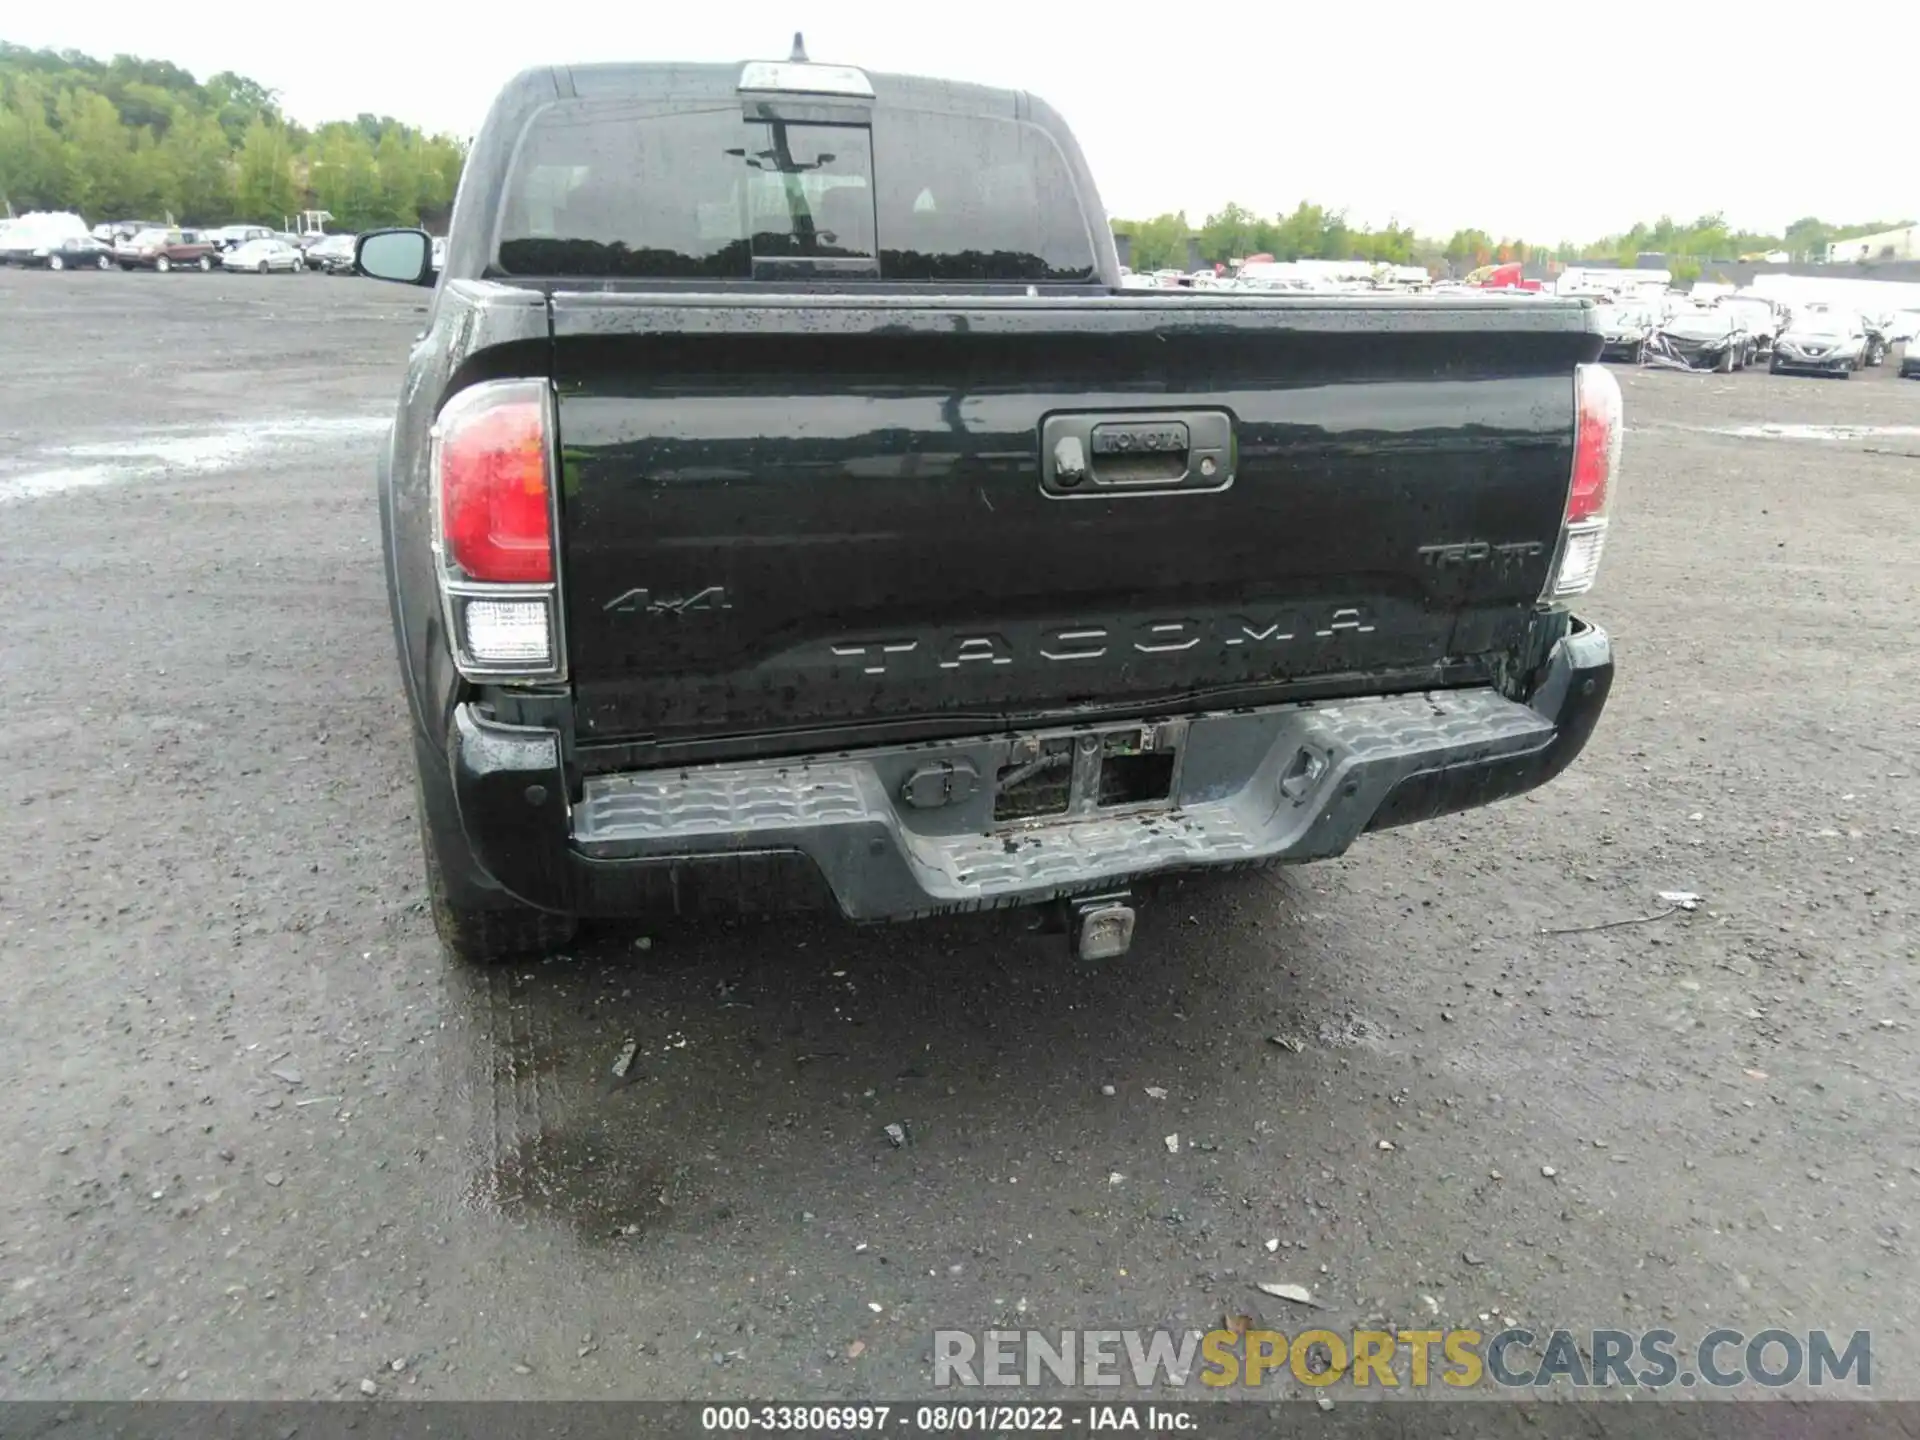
[1071,893,1137,960]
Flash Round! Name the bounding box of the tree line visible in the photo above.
[0,43,466,231]
[9,43,1907,266]
[1116,203,1916,280]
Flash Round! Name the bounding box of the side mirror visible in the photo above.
[357,228,434,285]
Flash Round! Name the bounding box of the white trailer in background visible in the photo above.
[1554,266,1672,298]
[1379,264,1433,288]
[1232,261,1322,291]
[1233,260,1431,293]
[1825,225,1920,264]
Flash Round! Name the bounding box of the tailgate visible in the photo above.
[551,294,1597,753]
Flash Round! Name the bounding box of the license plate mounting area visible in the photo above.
[991,720,1188,826]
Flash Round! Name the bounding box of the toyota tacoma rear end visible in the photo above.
[355,47,1621,964]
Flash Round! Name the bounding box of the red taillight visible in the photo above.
[436,389,553,583]
[1547,364,1624,601]
[1568,363,1622,524]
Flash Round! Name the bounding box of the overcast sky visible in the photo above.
[11,1,1916,241]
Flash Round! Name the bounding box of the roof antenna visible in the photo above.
[789,31,809,62]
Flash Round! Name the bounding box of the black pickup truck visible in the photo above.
[355,47,1620,964]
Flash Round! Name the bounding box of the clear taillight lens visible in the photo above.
[461,598,554,664]
[1550,364,1623,600]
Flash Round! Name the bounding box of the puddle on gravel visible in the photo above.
[470,1120,711,1242]
[0,465,121,502]
[0,414,390,503]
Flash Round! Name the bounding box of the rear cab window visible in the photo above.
[493,92,1098,283]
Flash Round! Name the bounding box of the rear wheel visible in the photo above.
[198,254,212,272]
[48,254,64,272]
[257,260,270,274]
[154,255,171,273]
[411,737,578,965]
[96,253,111,270]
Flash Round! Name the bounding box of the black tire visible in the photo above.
[411,734,577,965]
[257,260,270,274]
[96,253,112,270]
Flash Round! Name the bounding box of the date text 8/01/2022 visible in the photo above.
[700,1405,1191,1432]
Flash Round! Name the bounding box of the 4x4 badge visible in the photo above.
[603,586,732,616]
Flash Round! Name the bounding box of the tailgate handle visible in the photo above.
[1041,411,1234,497]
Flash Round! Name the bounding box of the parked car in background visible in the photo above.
[1,211,93,266]
[1771,311,1868,377]
[1713,296,1784,363]
[221,237,307,273]
[7,233,118,271]
[1900,340,1920,379]
[0,225,41,265]
[212,224,274,251]
[1593,302,1652,362]
[1860,315,1890,367]
[116,227,217,272]
[306,233,358,272]
[1655,307,1751,371]
[92,219,164,244]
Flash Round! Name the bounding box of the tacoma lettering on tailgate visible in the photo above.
[829,607,1377,675]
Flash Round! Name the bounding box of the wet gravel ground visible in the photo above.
[2,269,1917,1402]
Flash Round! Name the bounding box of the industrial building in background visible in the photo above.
[1826,225,1920,264]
